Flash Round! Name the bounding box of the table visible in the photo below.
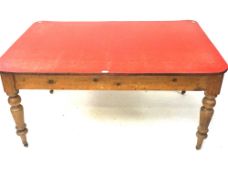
[0,20,227,149]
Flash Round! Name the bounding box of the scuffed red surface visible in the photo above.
[0,20,227,74]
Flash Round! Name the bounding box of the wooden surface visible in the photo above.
[14,73,222,92]
[0,20,227,74]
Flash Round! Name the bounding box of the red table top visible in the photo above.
[0,20,227,74]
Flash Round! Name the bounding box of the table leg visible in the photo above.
[1,74,28,147]
[8,92,28,147]
[181,90,186,95]
[196,92,217,150]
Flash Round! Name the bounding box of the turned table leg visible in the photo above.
[196,92,217,149]
[1,74,28,147]
[8,92,28,147]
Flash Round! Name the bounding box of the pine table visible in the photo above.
[0,20,227,149]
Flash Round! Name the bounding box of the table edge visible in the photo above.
[0,70,227,76]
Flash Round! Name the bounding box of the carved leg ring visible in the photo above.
[196,92,216,150]
[8,93,28,147]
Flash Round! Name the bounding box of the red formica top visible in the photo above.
[0,20,227,74]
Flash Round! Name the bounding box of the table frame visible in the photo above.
[1,72,224,149]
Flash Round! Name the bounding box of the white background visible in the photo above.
[0,0,228,174]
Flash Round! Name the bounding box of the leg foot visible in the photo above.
[181,90,186,95]
[196,131,207,150]
[17,128,28,147]
[196,92,216,149]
